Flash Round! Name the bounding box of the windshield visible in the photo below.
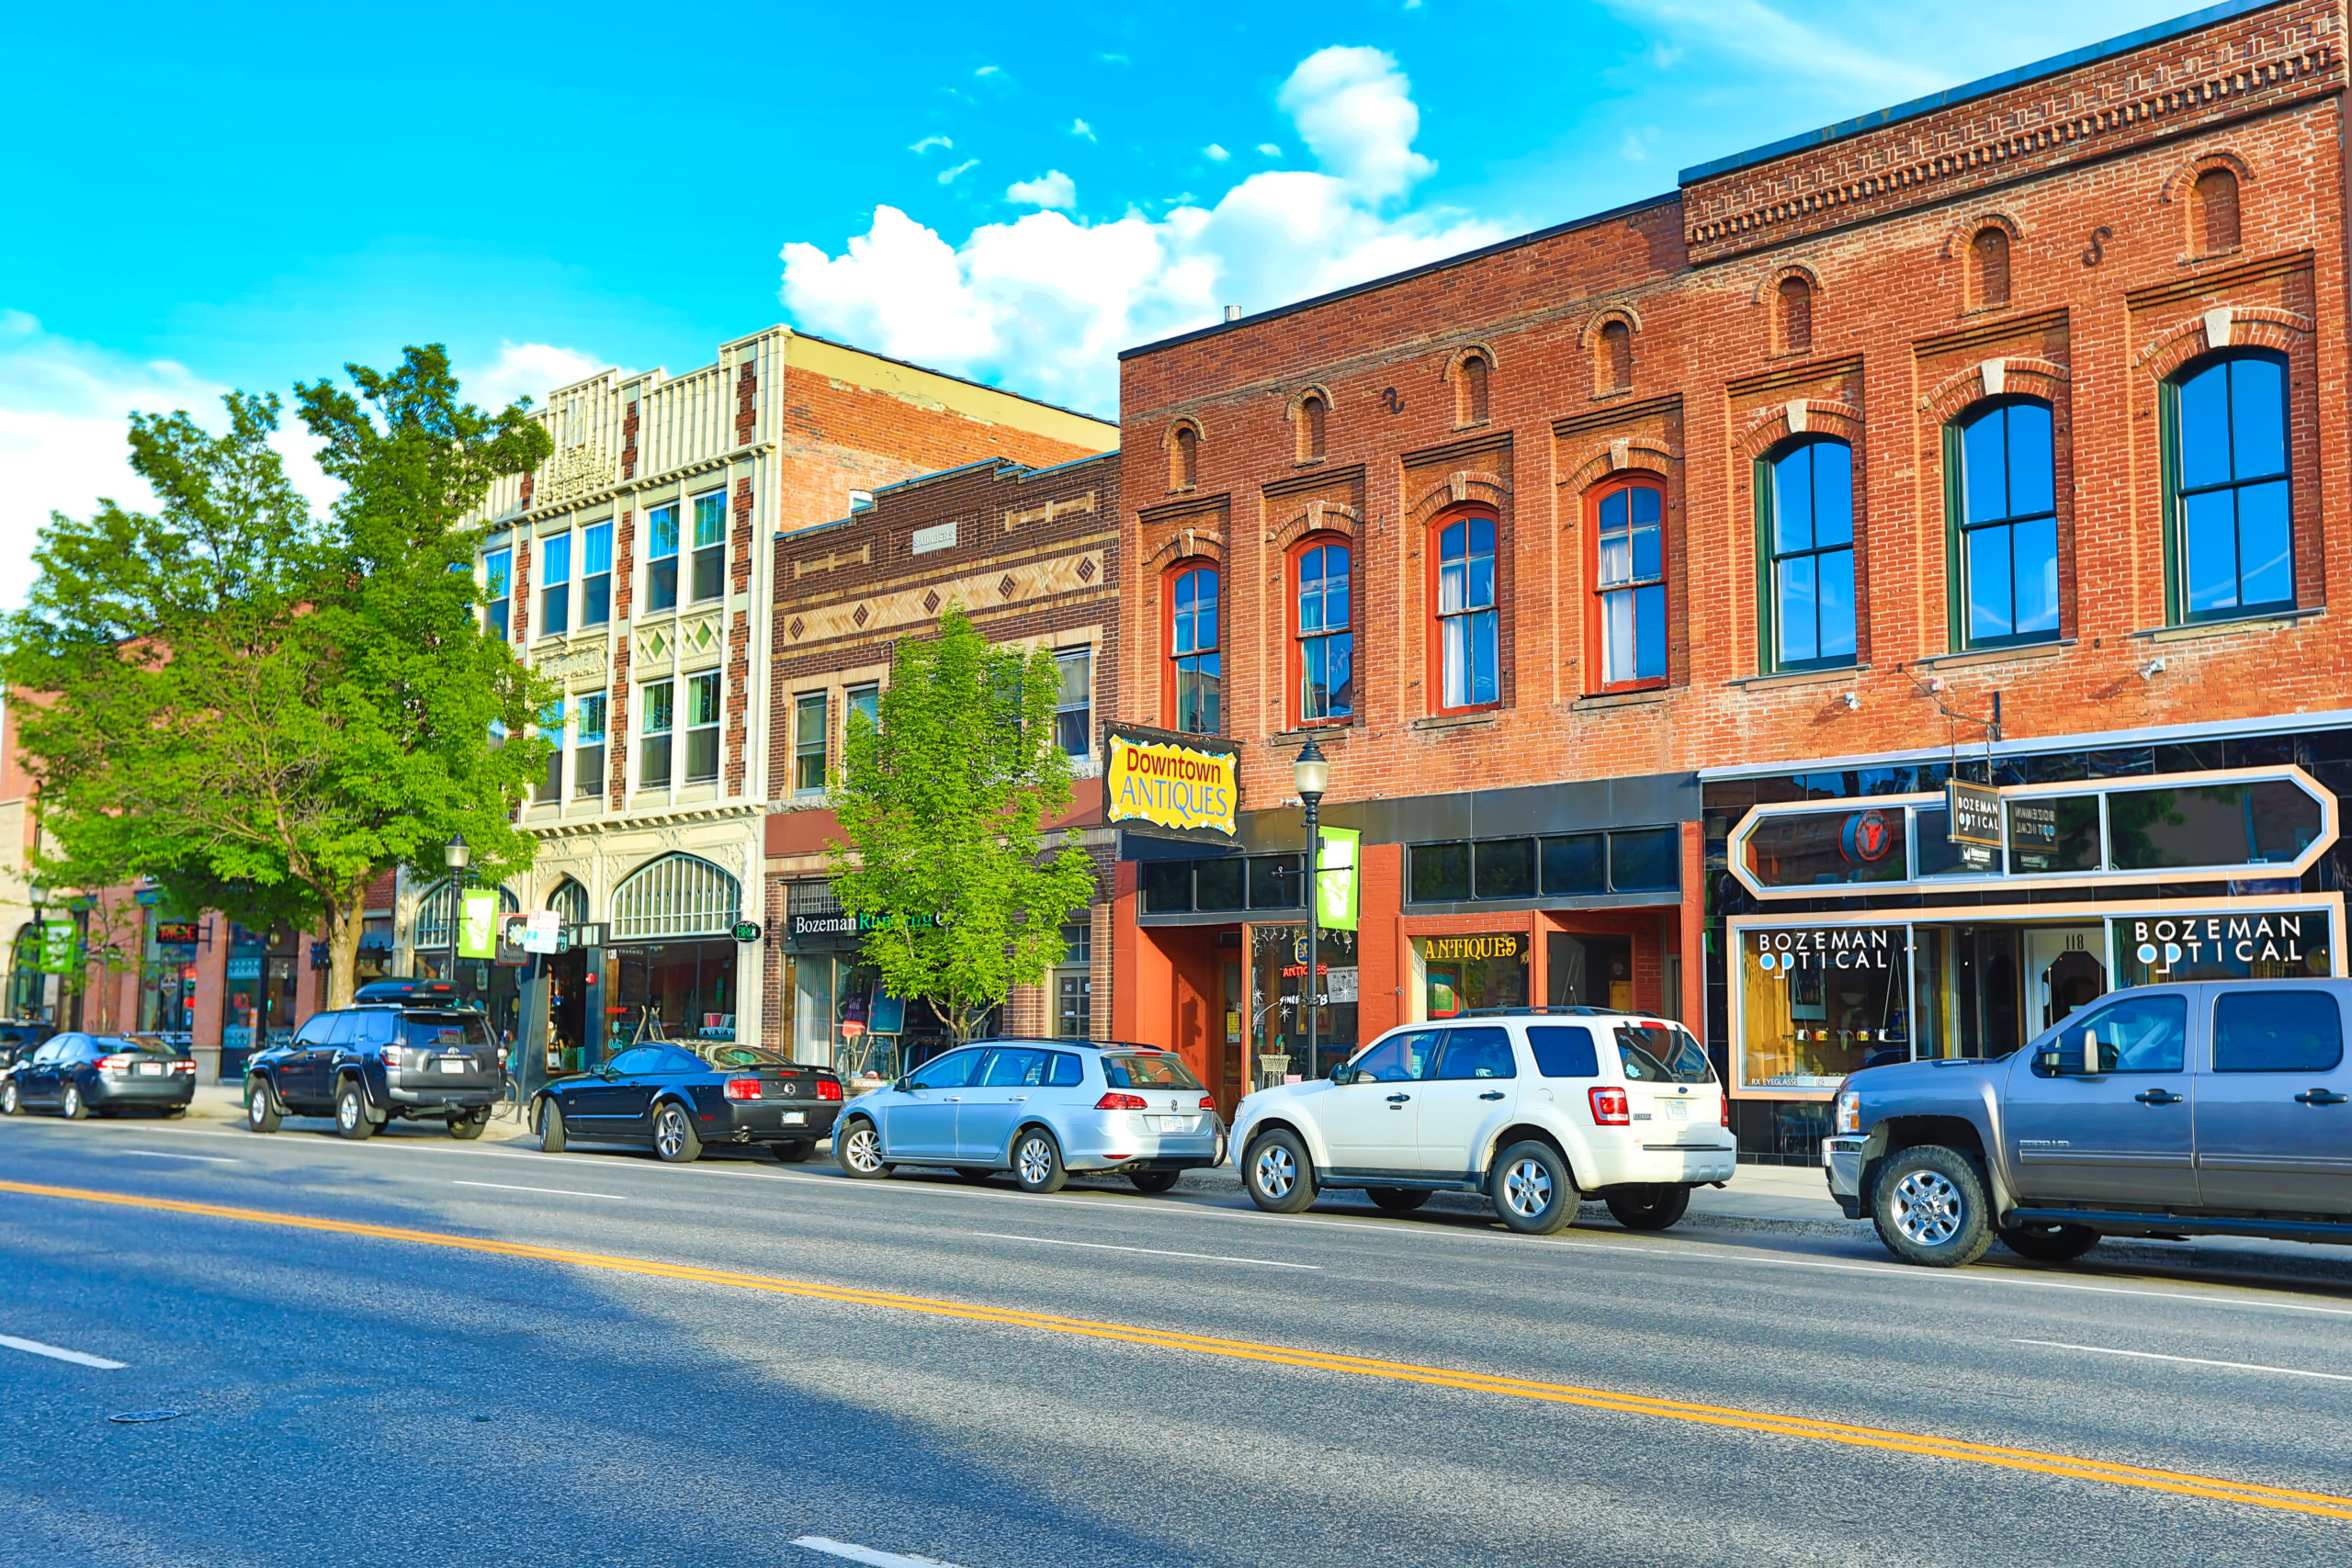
[401,1015,495,1051]
[1615,1023,1713,1085]
[1102,1052,1203,1089]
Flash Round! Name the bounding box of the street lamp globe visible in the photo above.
[444,832,471,873]
[1293,738,1329,802]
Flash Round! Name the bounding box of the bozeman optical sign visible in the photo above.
[1752,927,1898,974]
[1425,934,1521,962]
[1105,726,1238,838]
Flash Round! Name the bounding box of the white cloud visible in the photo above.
[779,45,1501,413]
[910,134,953,154]
[1203,143,1230,162]
[1005,170,1078,210]
[1257,142,1283,156]
[974,64,1000,78]
[1070,118,1095,141]
[1601,0,1940,96]
[937,158,980,186]
[459,341,607,412]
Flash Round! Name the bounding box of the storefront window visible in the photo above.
[612,939,736,1043]
[2107,781,2321,870]
[1416,931,1529,1020]
[1744,808,1906,888]
[1251,926,1359,1078]
[2116,910,2329,986]
[2004,795,2100,873]
[1737,924,1910,1090]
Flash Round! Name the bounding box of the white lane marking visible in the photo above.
[119,1149,239,1165]
[793,1536,962,1567]
[972,1231,1319,1269]
[2012,1337,2352,1382]
[452,1180,628,1201]
[0,1334,126,1370]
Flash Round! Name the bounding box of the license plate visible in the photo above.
[436,1058,469,1074]
[1664,1100,1689,1121]
[782,1111,806,1124]
[1150,1115,1196,1133]
[136,1062,164,1077]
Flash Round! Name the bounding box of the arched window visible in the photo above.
[1297,393,1327,463]
[1457,353,1490,425]
[2168,350,2290,620]
[1600,321,1633,392]
[1758,437,1855,670]
[1971,227,2011,310]
[1166,562,1220,734]
[2194,167,2241,254]
[548,878,590,927]
[1170,423,1199,491]
[1434,513,1499,709]
[612,853,741,941]
[1294,539,1352,724]
[1590,479,1667,688]
[1951,400,2058,647]
[1776,276,1814,355]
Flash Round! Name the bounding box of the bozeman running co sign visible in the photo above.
[1104,726,1238,838]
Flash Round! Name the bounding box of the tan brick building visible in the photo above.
[1112,0,2352,1149]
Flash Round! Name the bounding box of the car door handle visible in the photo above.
[1479,1091,1507,1101]
[2296,1089,2349,1106]
[1008,1096,1027,1102]
[2134,1089,2184,1105]
[1386,1093,1411,1104]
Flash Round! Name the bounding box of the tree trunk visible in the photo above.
[322,891,369,1010]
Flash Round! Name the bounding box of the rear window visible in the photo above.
[1616,1024,1712,1085]
[1527,1026,1600,1078]
[401,1015,495,1051]
[1102,1052,1202,1090]
[707,1044,792,1068]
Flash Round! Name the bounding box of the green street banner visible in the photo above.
[37,919,77,974]
[458,890,500,959]
[1315,827,1361,932]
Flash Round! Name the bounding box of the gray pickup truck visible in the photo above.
[1824,978,2352,1267]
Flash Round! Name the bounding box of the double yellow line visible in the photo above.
[9,1176,2349,1521]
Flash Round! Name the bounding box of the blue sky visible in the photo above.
[1,0,2193,604]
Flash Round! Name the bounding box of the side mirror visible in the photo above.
[1329,1062,1352,1085]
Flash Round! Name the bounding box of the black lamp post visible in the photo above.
[444,832,471,878]
[1294,738,1329,1083]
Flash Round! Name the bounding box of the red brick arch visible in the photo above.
[1558,436,1677,496]
[1264,498,1362,551]
[1142,525,1227,570]
[1937,210,2024,260]
[2136,305,2311,381]
[1406,469,1510,529]
[1919,357,2070,426]
[1575,305,1645,349]
[1734,400,1862,462]
[2160,147,2258,206]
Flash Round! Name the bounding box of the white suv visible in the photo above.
[1227,1010,1736,1234]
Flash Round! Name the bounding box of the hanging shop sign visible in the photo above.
[1315,826,1361,932]
[154,920,200,947]
[37,919,77,974]
[457,890,501,960]
[1945,782,2003,847]
[730,919,763,943]
[1104,726,1238,839]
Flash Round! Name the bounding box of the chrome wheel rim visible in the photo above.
[63,1086,80,1118]
[842,1123,882,1173]
[3,1083,17,1113]
[248,1092,265,1125]
[1892,1168,1965,1247]
[1252,1143,1297,1201]
[1501,1157,1554,1218]
[656,1108,687,1159]
[337,1092,359,1131]
[1016,1136,1055,1186]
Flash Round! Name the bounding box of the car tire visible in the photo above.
[768,1141,815,1164]
[1490,1140,1577,1235]
[447,1110,486,1141]
[163,1106,187,1120]
[1997,1221,2100,1263]
[952,1166,996,1183]
[60,1081,87,1122]
[835,1118,888,1179]
[1128,1168,1182,1194]
[1243,1129,1317,1214]
[1,1080,18,1116]
[1871,1145,1995,1268]
[1605,1184,1692,1232]
[652,1101,702,1164]
[246,1078,281,1134]
[1366,1187,1430,1213]
[1012,1127,1069,1195]
[334,1080,376,1141]
[537,1098,567,1153]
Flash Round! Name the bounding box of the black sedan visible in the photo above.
[533,1041,843,1164]
[1,1032,195,1119]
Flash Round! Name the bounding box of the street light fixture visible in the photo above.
[443,832,471,874]
[1294,738,1329,1086]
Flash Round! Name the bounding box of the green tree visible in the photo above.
[828,607,1098,1049]
[4,347,555,1010]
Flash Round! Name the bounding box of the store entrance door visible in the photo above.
[2024,927,2107,1035]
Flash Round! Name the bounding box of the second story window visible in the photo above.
[1952,399,2058,647]
[691,491,728,603]
[647,503,680,613]
[2170,350,2290,620]
[1435,515,1498,710]
[582,522,613,627]
[1760,437,1855,671]
[1053,650,1091,756]
[684,671,721,783]
[539,534,571,637]
[1168,565,1220,734]
[846,682,880,740]
[483,547,512,642]
[639,681,673,789]
[1295,541,1352,724]
[574,694,607,798]
[795,693,829,792]
[536,701,564,802]
[1592,480,1666,688]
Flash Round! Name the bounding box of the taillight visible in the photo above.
[381,1043,402,1070]
[1096,1092,1148,1111]
[1720,1093,1731,1128]
[1197,1096,1216,1111]
[724,1077,762,1101]
[96,1055,132,1074]
[171,1059,195,1074]
[816,1079,842,1102]
[1589,1087,1631,1126]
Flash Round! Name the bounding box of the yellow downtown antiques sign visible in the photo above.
[1105,727,1238,838]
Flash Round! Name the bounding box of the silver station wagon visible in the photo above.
[833,1038,1223,1194]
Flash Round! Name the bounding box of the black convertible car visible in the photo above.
[533,1041,843,1163]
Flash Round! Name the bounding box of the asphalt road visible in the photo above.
[3,1111,2350,1567]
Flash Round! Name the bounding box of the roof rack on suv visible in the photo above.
[1447,1005,1619,1018]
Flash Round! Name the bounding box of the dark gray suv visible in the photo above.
[245,1005,503,1140]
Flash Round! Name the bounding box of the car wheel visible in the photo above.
[1012,1127,1069,1195]
[1871,1145,1994,1268]
[447,1110,487,1141]
[952,1166,996,1183]
[334,1080,376,1141]
[835,1119,888,1179]
[1605,1184,1692,1232]
[1490,1140,1577,1235]
[0,1080,17,1116]
[163,1106,187,1120]
[1128,1168,1182,1194]
[1366,1187,1430,1213]
[1243,1129,1317,1214]
[246,1078,281,1134]
[652,1102,702,1164]
[1997,1221,2100,1263]
[768,1140,815,1164]
[537,1098,567,1153]
[60,1081,87,1122]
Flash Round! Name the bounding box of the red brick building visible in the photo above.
[1112,0,2352,1150]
